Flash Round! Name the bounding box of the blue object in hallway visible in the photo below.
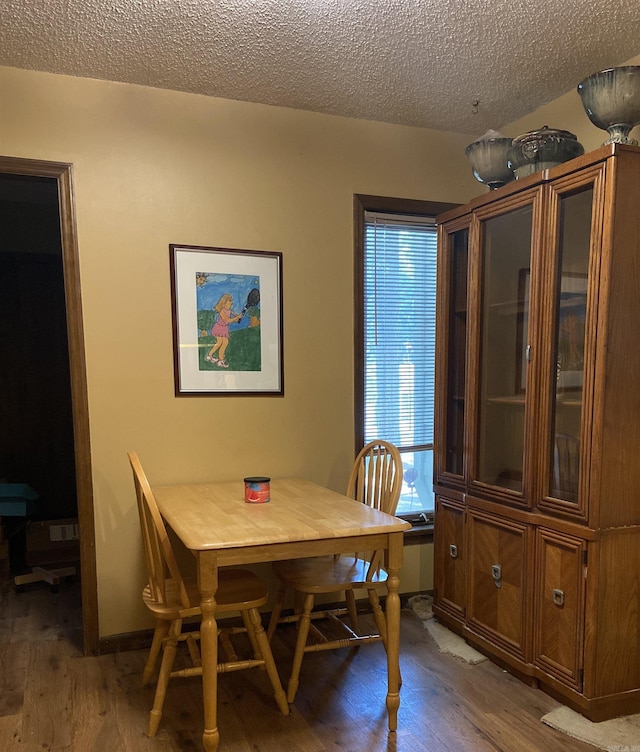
[0,484,40,516]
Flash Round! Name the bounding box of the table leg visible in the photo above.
[385,531,403,732]
[198,551,219,752]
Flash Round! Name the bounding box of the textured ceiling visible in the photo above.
[1,0,640,135]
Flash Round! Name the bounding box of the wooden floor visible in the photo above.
[0,580,595,752]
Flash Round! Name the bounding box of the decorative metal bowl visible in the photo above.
[465,134,515,190]
[577,66,640,145]
[508,126,584,178]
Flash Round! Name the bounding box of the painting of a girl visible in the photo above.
[205,293,242,368]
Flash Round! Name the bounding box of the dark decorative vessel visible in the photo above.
[577,66,640,145]
[465,130,515,190]
[508,126,584,178]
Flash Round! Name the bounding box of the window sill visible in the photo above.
[403,523,434,546]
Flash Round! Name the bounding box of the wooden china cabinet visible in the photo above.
[432,143,640,721]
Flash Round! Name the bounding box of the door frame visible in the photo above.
[0,155,98,655]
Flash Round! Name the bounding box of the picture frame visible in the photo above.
[515,268,587,394]
[169,244,283,396]
[555,272,587,392]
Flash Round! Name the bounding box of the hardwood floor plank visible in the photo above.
[0,714,22,751]
[0,639,28,717]
[20,639,76,750]
[0,583,600,751]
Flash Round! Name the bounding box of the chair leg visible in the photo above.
[345,589,359,632]
[242,608,262,662]
[267,583,287,642]
[248,607,290,716]
[186,633,202,667]
[293,589,305,616]
[148,619,181,737]
[368,588,388,645]
[143,620,169,686]
[287,593,314,704]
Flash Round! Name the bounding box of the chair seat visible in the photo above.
[143,568,269,618]
[272,555,388,594]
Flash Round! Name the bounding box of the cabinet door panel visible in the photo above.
[537,169,604,521]
[467,509,530,661]
[469,193,541,505]
[534,528,585,690]
[434,496,465,621]
[435,222,469,486]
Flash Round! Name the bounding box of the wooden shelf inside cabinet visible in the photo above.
[487,396,526,405]
[490,299,527,316]
[483,395,579,409]
[490,294,584,317]
[555,397,581,407]
[485,395,579,408]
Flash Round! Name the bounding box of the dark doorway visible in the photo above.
[0,158,97,655]
[0,174,77,519]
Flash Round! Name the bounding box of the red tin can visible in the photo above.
[244,476,271,504]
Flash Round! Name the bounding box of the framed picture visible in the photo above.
[170,244,283,396]
[555,272,587,392]
[515,268,587,394]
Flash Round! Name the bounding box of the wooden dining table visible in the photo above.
[153,476,411,752]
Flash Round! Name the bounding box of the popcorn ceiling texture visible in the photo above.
[1,0,640,135]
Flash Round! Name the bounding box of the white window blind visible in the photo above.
[364,211,437,450]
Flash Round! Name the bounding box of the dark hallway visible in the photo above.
[0,173,78,578]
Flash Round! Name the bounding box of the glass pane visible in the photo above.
[397,448,434,514]
[444,228,468,476]
[363,218,437,448]
[477,205,533,492]
[549,189,592,502]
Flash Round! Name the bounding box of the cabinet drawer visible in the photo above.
[467,508,531,662]
[434,496,466,621]
[533,528,585,690]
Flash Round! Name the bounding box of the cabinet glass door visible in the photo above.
[442,227,469,479]
[475,202,534,496]
[546,187,593,508]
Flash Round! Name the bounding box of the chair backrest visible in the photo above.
[346,440,403,515]
[553,433,580,501]
[128,451,191,609]
[346,440,403,580]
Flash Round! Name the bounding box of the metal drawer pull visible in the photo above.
[492,564,502,588]
[552,589,565,607]
[449,544,458,558]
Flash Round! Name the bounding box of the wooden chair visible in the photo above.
[266,440,403,703]
[127,452,289,737]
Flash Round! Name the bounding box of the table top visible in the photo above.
[153,477,410,552]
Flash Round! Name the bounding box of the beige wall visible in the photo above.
[0,65,477,637]
[504,54,640,148]
[7,54,636,639]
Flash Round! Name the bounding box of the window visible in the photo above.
[354,195,456,522]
